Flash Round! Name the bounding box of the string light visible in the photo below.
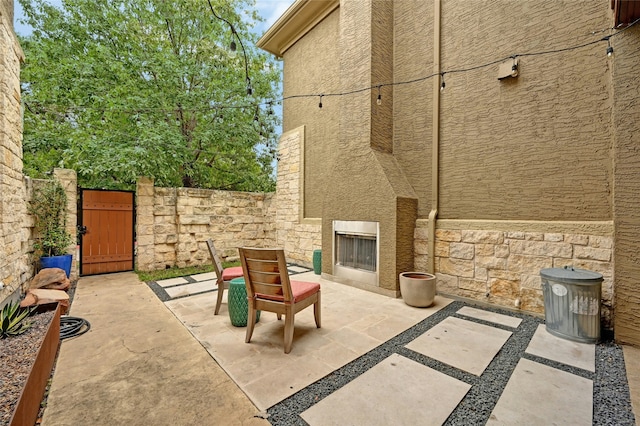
[23,17,640,117]
[207,0,252,98]
[604,37,614,57]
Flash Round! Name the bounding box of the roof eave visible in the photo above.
[257,0,339,58]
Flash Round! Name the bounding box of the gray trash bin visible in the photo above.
[540,266,603,343]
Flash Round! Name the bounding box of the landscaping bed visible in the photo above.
[0,306,59,425]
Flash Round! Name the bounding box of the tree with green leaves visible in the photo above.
[18,0,280,191]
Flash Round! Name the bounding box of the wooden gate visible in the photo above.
[79,189,134,275]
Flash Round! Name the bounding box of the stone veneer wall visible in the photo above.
[53,169,79,277]
[275,126,322,267]
[415,220,614,328]
[136,177,276,271]
[0,1,29,303]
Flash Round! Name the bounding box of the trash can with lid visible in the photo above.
[540,266,603,343]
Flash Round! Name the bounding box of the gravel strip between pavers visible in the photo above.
[267,301,636,426]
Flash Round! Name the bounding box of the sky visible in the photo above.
[13,0,296,36]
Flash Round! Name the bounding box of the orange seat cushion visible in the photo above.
[257,280,320,303]
[222,266,244,281]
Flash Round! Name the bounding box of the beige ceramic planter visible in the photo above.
[399,272,436,307]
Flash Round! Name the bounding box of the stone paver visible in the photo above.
[301,353,471,426]
[487,358,592,425]
[526,324,595,372]
[190,272,218,281]
[457,306,522,328]
[155,276,189,287]
[406,316,512,375]
[163,279,216,298]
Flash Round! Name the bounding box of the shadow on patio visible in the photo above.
[159,270,634,425]
[41,271,635,426]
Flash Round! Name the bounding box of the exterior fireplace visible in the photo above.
[333,220,379,287]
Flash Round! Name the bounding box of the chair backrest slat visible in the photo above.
[239,247,293,301]
[206,239,224,284]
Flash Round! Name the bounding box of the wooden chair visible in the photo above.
[206,239,244,315]
[239,247,321,354]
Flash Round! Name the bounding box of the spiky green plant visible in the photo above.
[0,301,33,338]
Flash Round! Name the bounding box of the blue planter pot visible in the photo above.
[40,254,73,278]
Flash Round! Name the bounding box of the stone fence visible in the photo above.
[0,169,78,305]
[135,177,276,271]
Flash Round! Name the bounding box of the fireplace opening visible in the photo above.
[336,234,377,272]
[333,220,379,286]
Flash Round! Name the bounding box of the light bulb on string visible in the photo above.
[606,38,614,57]
[318,94,323,109]
[246,78,252,96]
[440,73,446,92]
[376,85,382,105]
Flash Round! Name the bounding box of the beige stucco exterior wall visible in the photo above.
[612,24,640,345]
[317,0,417,296]
[390,0,621,327]
[267,0,640,336]
[283,8,340,219]
[393,0,613,221]
[393,0,434,217]
[135,178,276,271]
[0,0,30,303]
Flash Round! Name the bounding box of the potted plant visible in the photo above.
[29,180,74,277]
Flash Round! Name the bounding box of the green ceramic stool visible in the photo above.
[228,277,260,327]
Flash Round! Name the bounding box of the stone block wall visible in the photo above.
[23,173,78,283]
[415,220,614,328]
[275,126,322,267]
[53,169,78,277]
[136,178,276,271]
[0,1,29,303]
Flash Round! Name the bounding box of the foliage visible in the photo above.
[18,0,280,191]
[0,301,33,339]
[136,260,240,282]
[29,180,75,257]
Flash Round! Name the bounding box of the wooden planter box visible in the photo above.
[9,303,61,426]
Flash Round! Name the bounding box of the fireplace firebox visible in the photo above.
[333,220,379,286]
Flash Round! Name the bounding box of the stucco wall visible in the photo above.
[0,1,30,303]
[269,0,638,331]
[393,0,614,221]
[318,0,417,295]
[612,24,640,345]
[283,8,340,219]
[393,0,434,217]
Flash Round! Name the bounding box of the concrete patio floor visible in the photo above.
[42,271,637,425]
